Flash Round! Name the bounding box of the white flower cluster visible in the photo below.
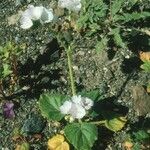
[60,95,93,119]
[58,0,82,12]
[20,0,82,29]
[20,5,54,29]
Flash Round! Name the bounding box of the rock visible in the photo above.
[21,113,46,135]
[7,11,22,25]
[132,86,150,116]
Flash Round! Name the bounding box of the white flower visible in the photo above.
[72,95,82,104]
[60,101,72,114]
[58,0,82,12]
[72,95,93,110]
[40,8,54,23]
[69,103,86,119]
[60,95,94,119]
[81,97,94,110]
[27,5,43,20]
[20,16,33,29]
[20,5,54,29]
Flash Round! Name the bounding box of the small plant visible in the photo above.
[123,129,150,150]
[140,61,150,72]
[0,42,22,99]
[77,0,150,52]
[39,92,127,149]
[19,1,127,149]
[37,1,127,149]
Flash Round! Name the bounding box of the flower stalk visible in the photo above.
[90,120,106,125]
[66,45,76,96]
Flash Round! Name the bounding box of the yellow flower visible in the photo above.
[48,134,70,150]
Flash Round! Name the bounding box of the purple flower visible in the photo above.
[3,102,15,119]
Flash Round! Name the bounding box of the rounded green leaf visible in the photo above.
[39,93,66,121]
[64,123,98,150]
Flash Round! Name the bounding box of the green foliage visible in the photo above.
[77,0,108,33]
[77,0,150,52]
[128,129,150,150]
[64,123,98,150]
[111,0,124,17]
[133,130,150,141]
[0,42,21,79]
[132,143,141,150]
[39,93,67,121]
[79,89,102,102]
[115,11,150,22]
[95,36,108,52]
[2,63,13,78]
[140,61,150,72]
[111,28,126,48]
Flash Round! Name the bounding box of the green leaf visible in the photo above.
[111,0,124,16]
[95,36,108,52]
[112,28,125,48]
[64,123,98,150]
[127,0,138,8]
[2,63,12,77]
[132,142,141,150]
[79,89,101,102]
[140,61,150,72]
[39,93,66,121]
[105,116,127,132]
[115,12,150,22]
[77,0,108,31]
[16,142,30,150]
[133,130,150,141]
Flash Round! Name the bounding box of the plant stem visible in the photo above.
[66,45,76,96]
[109,0,113,22]
[90,120,106,126]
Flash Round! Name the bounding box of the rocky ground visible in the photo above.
[0,0,150,150]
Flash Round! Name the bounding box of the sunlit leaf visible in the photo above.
[111,0,124,16]
[48,134,70,150]
[105,116,127,132]
[111,28,125,48]
[2,63,12,77]
[140,61,150,72]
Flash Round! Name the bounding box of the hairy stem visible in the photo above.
[66,45,76,96]
[90,120,106,125]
